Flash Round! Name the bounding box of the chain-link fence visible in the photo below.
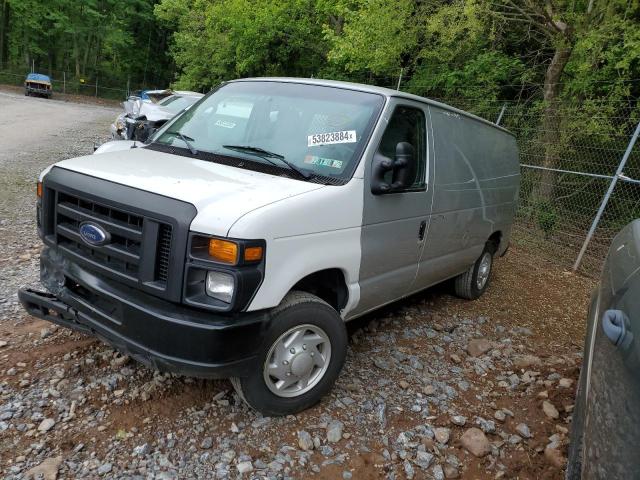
[503,100,640,276]
[0,62,174,100]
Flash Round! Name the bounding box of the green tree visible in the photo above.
[156,0,328,90]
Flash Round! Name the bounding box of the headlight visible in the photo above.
[205,271,235,303]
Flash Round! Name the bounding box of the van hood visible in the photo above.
[52,146,325,236]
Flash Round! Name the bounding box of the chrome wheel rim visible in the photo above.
[263,324,332,398]
[476,252,492,290]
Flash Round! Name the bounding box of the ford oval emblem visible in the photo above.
[79,222,110,246]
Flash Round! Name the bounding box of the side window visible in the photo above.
[377,106,427,191]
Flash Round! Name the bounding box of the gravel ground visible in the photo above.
[0,87,597,479]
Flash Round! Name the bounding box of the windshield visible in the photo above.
[159,95,201,114]
[153,81,384,182]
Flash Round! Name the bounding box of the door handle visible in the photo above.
[602,309,631,347]
[418,220,427,241]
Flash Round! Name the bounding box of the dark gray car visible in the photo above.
[568,219,640,479]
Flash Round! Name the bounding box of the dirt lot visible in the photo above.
[0,87,596,479]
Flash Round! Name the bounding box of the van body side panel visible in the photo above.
[415,106,519,287]
[352,99,433,317]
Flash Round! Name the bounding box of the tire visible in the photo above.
[454,243,495,300]
[566,368,587,479]
[231,291,348,416]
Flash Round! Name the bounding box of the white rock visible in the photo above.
[38,418,55,432]
[414,451,433,469]
[25,456,63,480]
[298,430,314,451]
[434,427,450,444]
[467,338,492,357]
[460,428,490,457]
[327,420,344,443]
[558,378,573,388]
[237,461,253,474]
[543,400,560,419]
[515,423,532,438]
[450,415,467,426]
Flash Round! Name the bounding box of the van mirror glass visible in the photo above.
[391,142,414,189]
[370,142,415,195]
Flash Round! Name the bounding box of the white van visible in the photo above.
[20,78,520,415]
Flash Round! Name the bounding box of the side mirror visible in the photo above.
[371,142,415,195]
[371,153,394,195]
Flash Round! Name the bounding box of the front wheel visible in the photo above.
[231,291,347,416]
[454,244,494,300]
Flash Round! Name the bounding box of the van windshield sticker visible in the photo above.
[304,155,344,169]
[215,119,236,129]
[307,130,357,147]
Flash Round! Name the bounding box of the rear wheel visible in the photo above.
[454,243,495,300]
[231,291,347,416]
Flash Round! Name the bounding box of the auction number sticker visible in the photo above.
[308,130,357,147]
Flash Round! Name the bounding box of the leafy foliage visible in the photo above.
[0,0,172,89]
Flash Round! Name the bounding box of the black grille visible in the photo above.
[41,168,197,303]
[52,190,173,287]
[155,224,172,284]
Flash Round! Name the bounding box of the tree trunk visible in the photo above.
[82,34,92,77]
[532,45,573,203]
[73,34,80,77]
[0,0,7,65]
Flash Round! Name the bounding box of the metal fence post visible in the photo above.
[496,103,507,126]
[573,120,640,271]
[396,68,403,91]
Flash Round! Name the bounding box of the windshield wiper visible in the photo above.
[222,145,311,180]
[165,131,198,155]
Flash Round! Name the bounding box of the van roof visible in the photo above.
[231,77,514,137]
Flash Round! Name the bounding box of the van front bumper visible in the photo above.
[18,252,271,379]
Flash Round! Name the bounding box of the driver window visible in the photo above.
[377,106,426,190]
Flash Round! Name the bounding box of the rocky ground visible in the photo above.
[0,87,596,479]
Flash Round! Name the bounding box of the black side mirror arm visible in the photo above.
[371,153,394,195]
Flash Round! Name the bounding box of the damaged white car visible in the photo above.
[111,90,203,142]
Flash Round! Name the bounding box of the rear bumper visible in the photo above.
[19,250,271,378]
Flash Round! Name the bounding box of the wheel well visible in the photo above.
[488,231,502,252]
[290,269,348,312]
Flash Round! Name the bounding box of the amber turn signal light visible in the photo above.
[244,246,264,262]
[37,181,43,198]
[208,239,239,264]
